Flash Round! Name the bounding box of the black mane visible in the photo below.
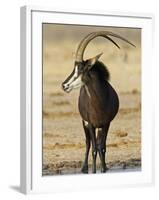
[91,61,110,81]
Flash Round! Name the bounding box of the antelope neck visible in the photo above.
[85,72,108,103]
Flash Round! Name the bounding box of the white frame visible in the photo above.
[20,6,154,194]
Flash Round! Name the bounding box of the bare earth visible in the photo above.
[42,26,141,175]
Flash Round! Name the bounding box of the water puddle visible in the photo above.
[43,166,141,176]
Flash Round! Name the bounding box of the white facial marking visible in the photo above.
[74,65,78,77]
[63,65,84,92]
[63,65,78,87]
[69,75,83,89]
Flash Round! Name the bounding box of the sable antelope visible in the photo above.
[62,31,135,173]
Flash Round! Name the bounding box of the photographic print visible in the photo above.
[20,7,153,193]
[42,24,141,176]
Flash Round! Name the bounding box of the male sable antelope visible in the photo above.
[62,31,135,173]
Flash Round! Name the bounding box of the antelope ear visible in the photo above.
[86,53,103,68]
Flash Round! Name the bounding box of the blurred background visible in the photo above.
[42,24,141,175]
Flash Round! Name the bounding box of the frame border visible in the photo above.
[20,6,154,194]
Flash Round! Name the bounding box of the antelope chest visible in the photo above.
[78,86,109,127]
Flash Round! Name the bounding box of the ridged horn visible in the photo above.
[75,31,136,62]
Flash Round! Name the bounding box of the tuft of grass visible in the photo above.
[43,111,79,119]
[43,142,84,150]
[50,92,64,97]
[119,107,139,115]
[52,100,70,106]
[115,131,128,138]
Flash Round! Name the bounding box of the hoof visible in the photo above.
[101,168,106,173]
[101,165,109,173]
[81,165,88,173]
[92,168,96,173]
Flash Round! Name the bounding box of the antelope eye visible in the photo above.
[78,64,83,72]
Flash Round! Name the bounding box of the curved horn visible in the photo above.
[75,31,136,62]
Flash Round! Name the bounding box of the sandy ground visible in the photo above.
[42,25,141,175]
